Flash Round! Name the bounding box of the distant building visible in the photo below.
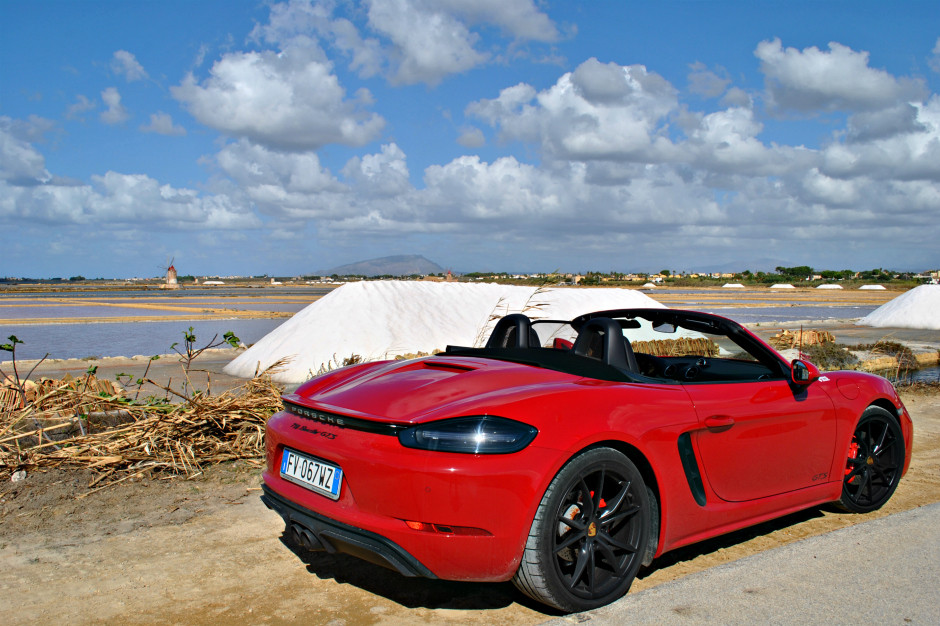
[162,264,180,289]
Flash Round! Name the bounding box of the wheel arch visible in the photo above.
[867,397,902,424]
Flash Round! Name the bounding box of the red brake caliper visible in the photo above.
[845,441,860,483]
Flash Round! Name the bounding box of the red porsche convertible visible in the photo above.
[261,308,912,612]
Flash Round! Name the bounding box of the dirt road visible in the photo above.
[2,390,937,625]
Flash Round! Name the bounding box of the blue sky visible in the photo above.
[2,1,939,278]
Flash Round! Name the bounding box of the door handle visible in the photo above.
[704,416,735,432]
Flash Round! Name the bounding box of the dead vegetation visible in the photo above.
[1,368,284,494]
[848,340,919,370]
[800,342,860,370]
[632,337,720,357]
[768,328,836,350]
[2,329,287,493]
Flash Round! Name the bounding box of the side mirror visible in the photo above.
[791,359,820,385]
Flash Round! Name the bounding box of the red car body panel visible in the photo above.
[261,310,913,584]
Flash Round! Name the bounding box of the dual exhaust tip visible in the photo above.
[289,522,330,553]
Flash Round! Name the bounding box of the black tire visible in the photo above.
[836,406,905,513]
[513,447,650,612]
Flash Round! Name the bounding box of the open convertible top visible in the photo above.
[444,308,790,383]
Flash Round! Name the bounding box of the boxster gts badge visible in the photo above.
[291,422,337,440]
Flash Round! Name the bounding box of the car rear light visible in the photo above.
[403,520,491,536]
[398,416,537,454]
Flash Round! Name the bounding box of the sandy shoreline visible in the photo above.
[1,348,252,399]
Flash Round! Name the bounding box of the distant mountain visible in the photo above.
[317,255,445,277]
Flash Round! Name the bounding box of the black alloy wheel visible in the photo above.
[513,447,650,612]
[837,406,905,513]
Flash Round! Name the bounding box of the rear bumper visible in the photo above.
[263,410,564,581]
[261,484,436,578]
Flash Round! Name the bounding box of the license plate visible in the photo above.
[280,448,343,500]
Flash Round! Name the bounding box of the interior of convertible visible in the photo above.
[445,309,789,384]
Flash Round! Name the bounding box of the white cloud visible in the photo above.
[364,0,559,85]
[720,87,752,109]
[111,50,148,81]
[755,38,927,112]
[329,17,384,78]
[100,87,129,124]
[341,143,412,197]
[432,0,560,42]
[684,107,799,176]
[248,0,559,86]
[251,0,385,78]
[2,170,260,229]
[421,155,563,223]
[250,0,332,46]
[367,0,487,85]
[140,112,187,136]
[0,116,53,184]
[468,59,678,161]
[821,97,940,181]
[466,83,537,126]
[801,168,861,206]
[66,94,96,120]
[930,38,940,74]
[172,44,384,150]
[214,139,348,218]
[845,103,925,143]
[1,118,259,230]
[687,62,730,98]
[456,127,485,148]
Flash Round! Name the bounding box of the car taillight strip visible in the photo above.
[283,400,406,436]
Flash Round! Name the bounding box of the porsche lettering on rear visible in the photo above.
[285,401,346,427]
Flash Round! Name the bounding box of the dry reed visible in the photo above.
[632,337,719,358]
[1,363,287,492]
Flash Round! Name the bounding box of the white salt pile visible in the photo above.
[225,281,664,383]
[770,284,795,289]
[857,285,940,330]
[859,284,886,290]
[722,283,745,288]
[642,282,658,288]
[817,284,843,289]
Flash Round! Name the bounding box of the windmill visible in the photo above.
[162,256,179,289]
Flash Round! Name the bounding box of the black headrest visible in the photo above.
[485,313,540,349]
[572,317,638,373]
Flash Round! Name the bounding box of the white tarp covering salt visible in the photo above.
[857,285,940,330]
[859,284,886,290]
[224,281,664,382]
